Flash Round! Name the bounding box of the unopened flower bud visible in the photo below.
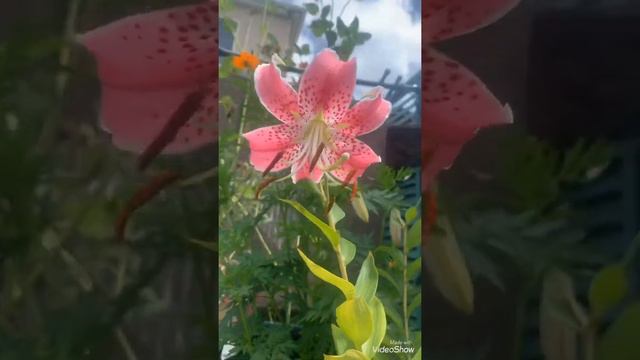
[351,191,369,223]
[389,208,405,247]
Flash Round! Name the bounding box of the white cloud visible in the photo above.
[283,0,421,93]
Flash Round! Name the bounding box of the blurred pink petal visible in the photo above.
[244,49,389,184]
[79,2,217,153]
[423,0,519,189]
[425,0,521,43]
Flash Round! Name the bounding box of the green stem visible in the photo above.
[318,179,349,281]
[402,225,409,341]
[238,300,253,350]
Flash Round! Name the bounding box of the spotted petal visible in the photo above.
[298,49,357,122]
[254,64,301,124]
[79,2,217,153]
[101,85,217,153]
[329,139,382,184]
[336,88,392,137]
[425,0,520,42]
[423,48,512,187]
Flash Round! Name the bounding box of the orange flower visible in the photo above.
[232,51,260,70]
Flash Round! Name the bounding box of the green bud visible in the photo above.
[389,208,405,247]
[351,191,369,223]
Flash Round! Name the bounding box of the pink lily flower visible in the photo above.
[424,0,520,189]
[243,49,391,184]
[79,2,217,154]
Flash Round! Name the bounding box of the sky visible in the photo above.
[282,0,421,87]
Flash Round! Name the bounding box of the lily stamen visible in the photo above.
[263,151,284,176]
[309,143,326,172]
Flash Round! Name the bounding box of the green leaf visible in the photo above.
[329,203,346,225]
[304,2,319,15]
[374,246,404,270]
[597,302,640,360]
[188,239,217,253]
[336,298,373,349]
[381,297,404,331]
[377,268,401,296]
[336,17,348,37]
[405,207,418,223]
[300,43,311,55]
[297,248,355,299]
[324,350,368,360]
[331,324,354,355]
[406,219,421,249]
[340,238,356,266]
[222,17,237,34]
[321,5,331,19]
[362,296,387,359]
[408,294,421,317]
[589,264,628,319]
[426,217,474,314]
[355,253,378,303]
[411,348,422,360]
[326,30,338,47]
[282,199,340,249]
[354,32,371,45]
[407,258,421,280]
[349,16,359,33]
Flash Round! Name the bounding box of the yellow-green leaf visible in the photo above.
[330,203,346,225]
[331,324,353,355]
[340,238,356,266]
[597,302,640,360]
[336,298,373,349]
[405,206,417,223]
[324,349,369,360]
[426,217,474,314]
[362,296,386,358]
[589,264,628,320]
[297,248,355,299]
[411,348,422,360]
[406,219,422,249]
[355,252,378,303]
[282,199,340,249]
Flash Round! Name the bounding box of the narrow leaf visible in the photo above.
[298,248,355,299]
[283,199,340,249]
[362,296,387,358]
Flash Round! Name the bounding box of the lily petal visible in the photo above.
[254,64,301,124]
[243,124,299,151]
[79,2,216,88]
[79,2,216,153]
[425,48,512,139]
[298,49,356,122]
[329,139,382,184]
[425,0,520,42]
[423,48,512,186]
[249,144,302,173]
[337,88,392,136]
[100,85,217,153]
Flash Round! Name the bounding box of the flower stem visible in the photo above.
[320,179,349,281]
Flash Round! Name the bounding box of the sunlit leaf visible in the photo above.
[331,324,353,355]
[406,219,421,249]
[324,349,368,360]
[329,203,346,226]
[340,238,356,266]
[362,296,386,358]
[297,248,355,299]
[283,199,340,249]
[355,252,378,303]
[336,297,372,349]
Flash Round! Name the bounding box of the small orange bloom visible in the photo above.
[232,51,260,70]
